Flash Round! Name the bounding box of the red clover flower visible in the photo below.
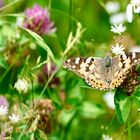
[24,4,56,35]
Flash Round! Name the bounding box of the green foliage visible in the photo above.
[0,0,140,140]
[114,88,131,124]
[21,27,56,62]
[0,56,8,69]
[78,101,105,118]
[134,87,140,108]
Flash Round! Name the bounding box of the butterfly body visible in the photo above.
[104,55,112,67]
[63,52,140,90]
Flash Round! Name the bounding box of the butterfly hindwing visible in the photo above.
[110,52,140,89]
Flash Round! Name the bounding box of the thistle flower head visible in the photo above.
[23,4,56,35]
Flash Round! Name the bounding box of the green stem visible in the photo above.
[69,0,73,32]
[0,0,21,12]
[0,64,13,83]
[48,0,52,13]
[114,119,140,139]
[31,78,34,107]
[107,114,116,133]
[128,117,132,140]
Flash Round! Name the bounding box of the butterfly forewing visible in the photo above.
[64,57,110,90]
[64,57,88,78]
[64,57,103,78]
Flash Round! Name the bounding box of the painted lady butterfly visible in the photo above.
[63,52,140,90]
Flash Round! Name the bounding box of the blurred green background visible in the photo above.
[0,0,140,140]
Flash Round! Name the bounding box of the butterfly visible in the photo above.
[63,52,140,90]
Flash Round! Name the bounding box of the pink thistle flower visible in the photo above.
[23,4,56,35]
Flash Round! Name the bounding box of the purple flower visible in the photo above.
[38,63,60,88]
[0,96,9,107]
[0,0,4,8]
[23,4,56,35]
[1,130,5,140]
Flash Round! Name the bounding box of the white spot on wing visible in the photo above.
[72,65,76,69]
[67,59,71,62]
[86,57,93,63]
[124,58,131,68]
[122,54,127,60]
[75,57,80,64]
[132,52,136,59]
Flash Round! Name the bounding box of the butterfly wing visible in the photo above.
[109,52,140,89]
[64,57,110,90]
[63,57,101,77]
[64,52,140,91]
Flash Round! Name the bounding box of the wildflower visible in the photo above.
[0,96,9,107]
[111,43,125,55]
[23,4,56,35]
[130,46,140,52]
[102,134,112,140]
[111,24,126,35]
[38,63,60,88]
[109,13,126,24]
[0,0,4,8]
[14,78,28,93]
[1,130,5,140]
[30,99,54,133]
[103,92,115,109]
[105,1,120,14]
[126,0,140,22]
[9,113,20,123]
[16,15,24,27]
[0,105,8,115]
